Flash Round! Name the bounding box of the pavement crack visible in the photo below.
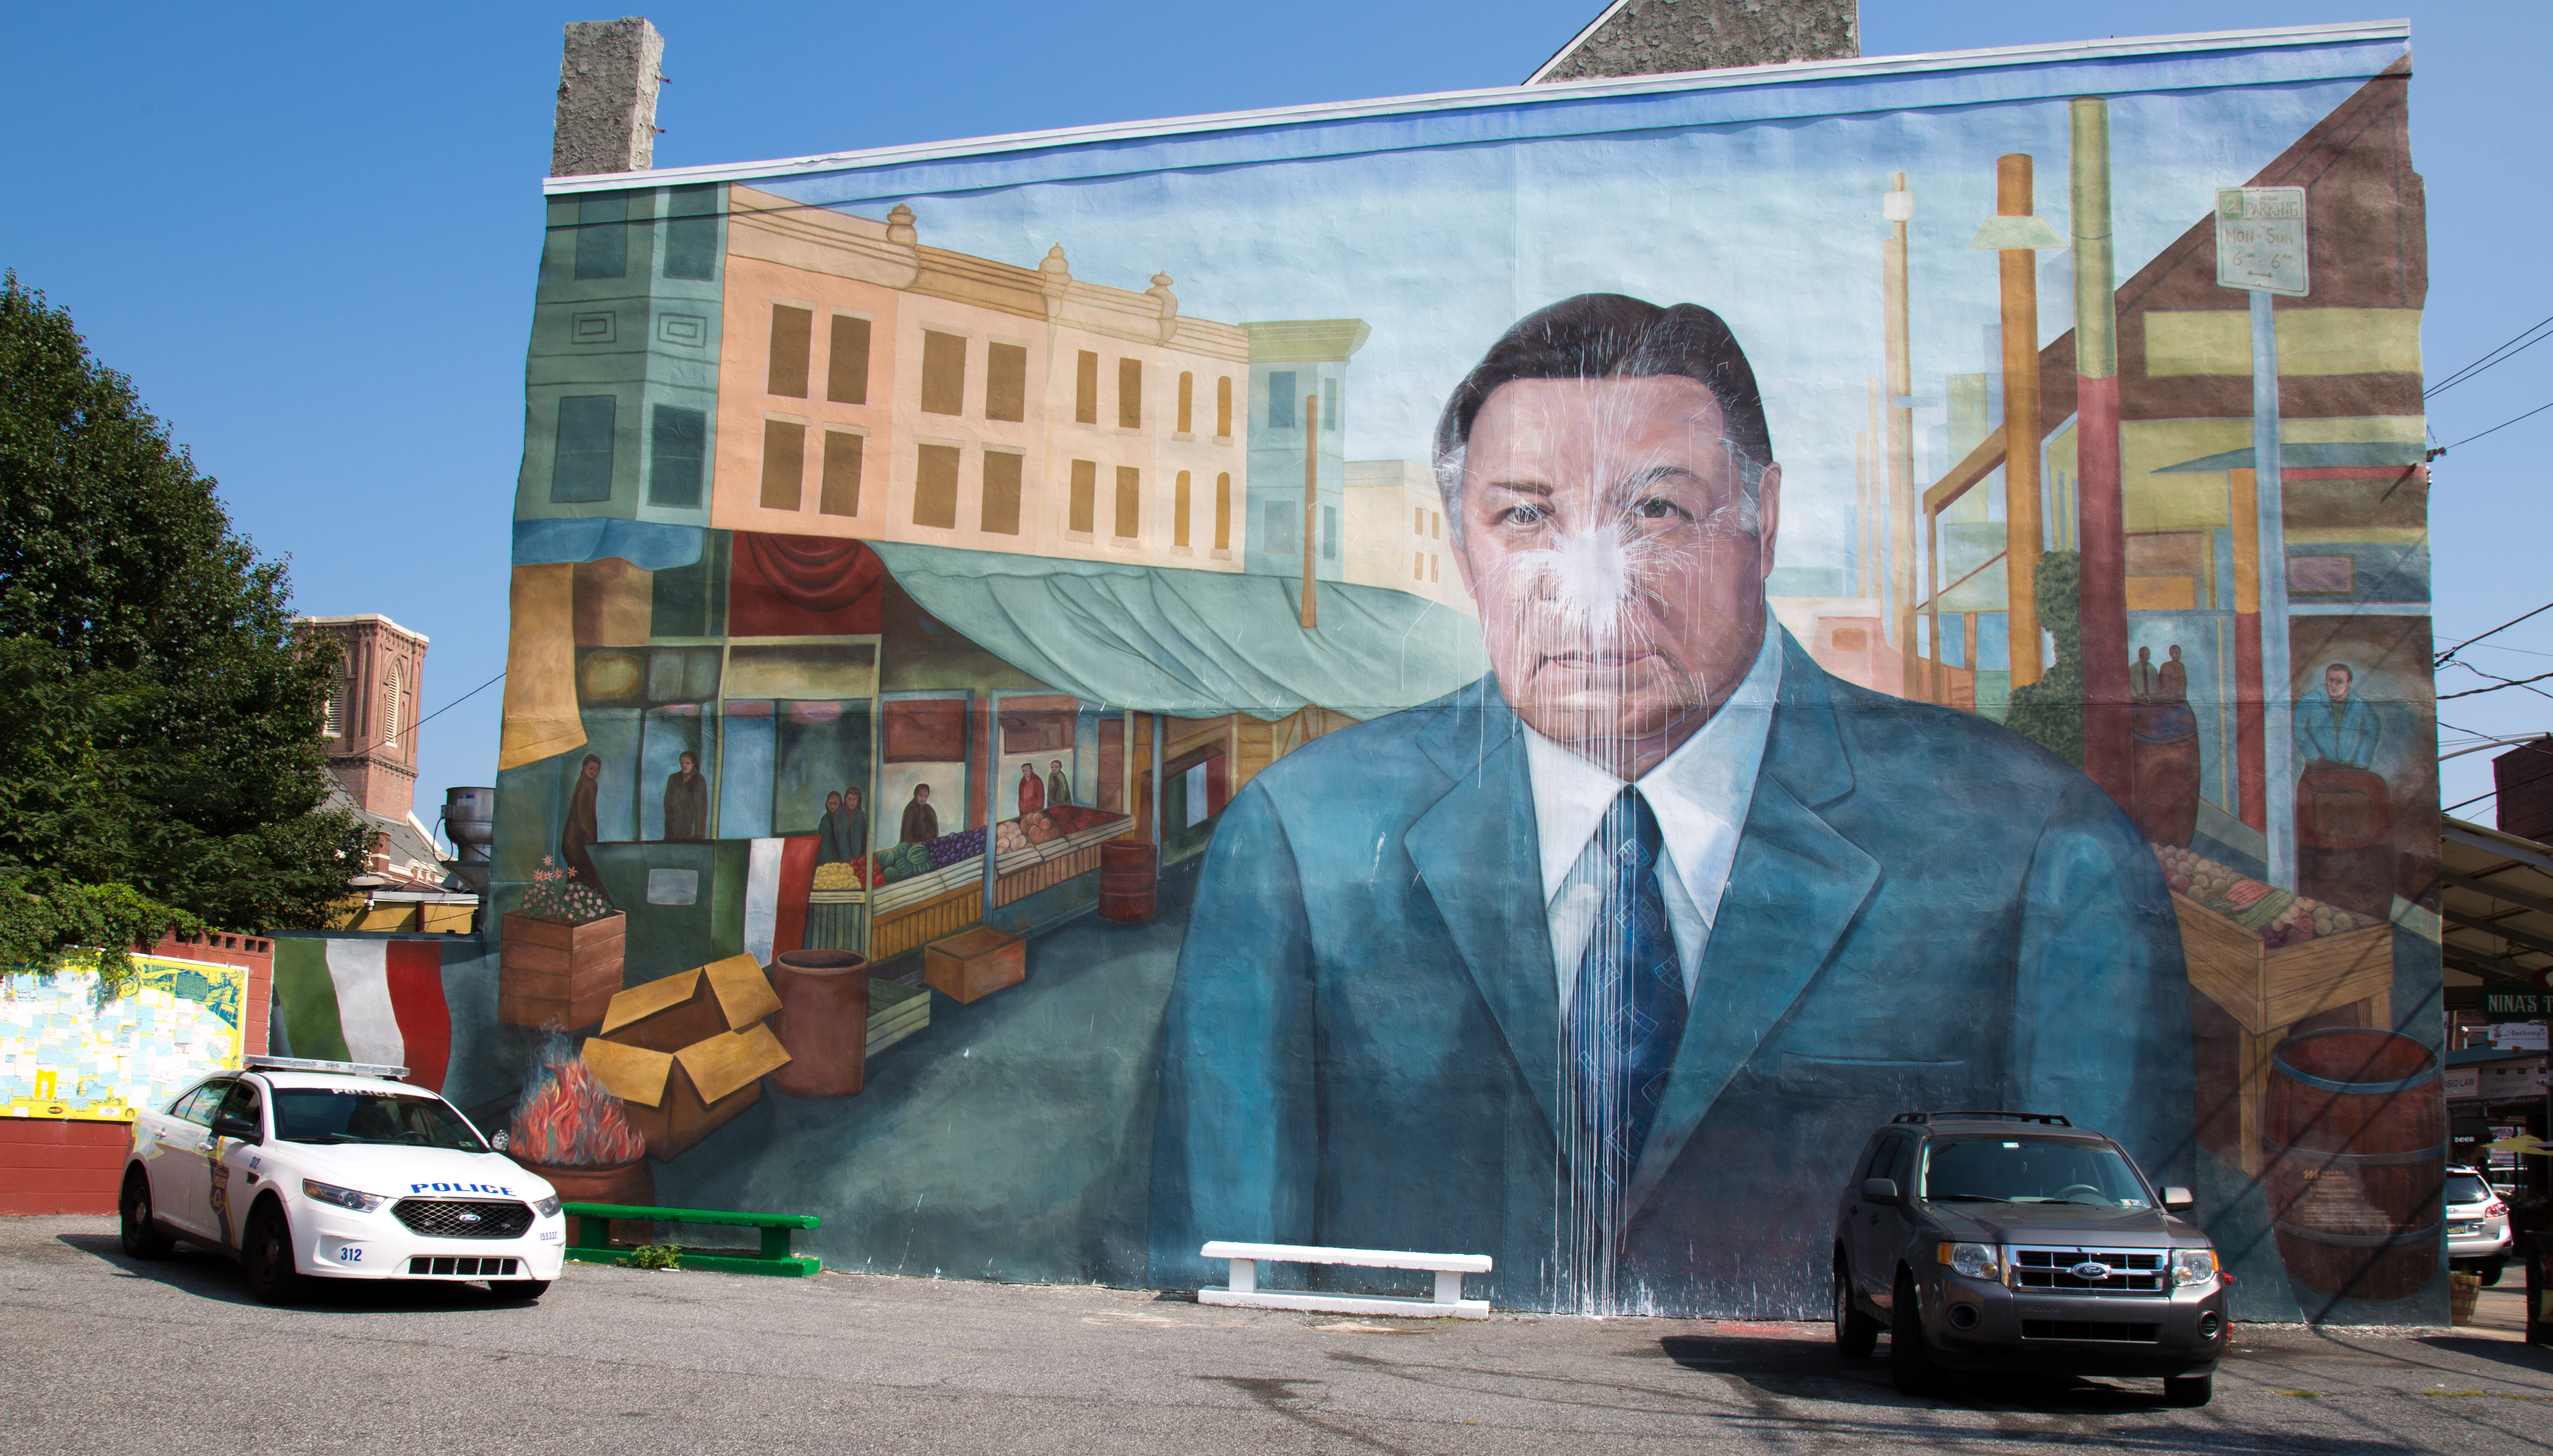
[1197,1375,1407,1454]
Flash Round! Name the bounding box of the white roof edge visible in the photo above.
[541,20,2410,197]
[1522,0,1639,87]
[300,612,430,644]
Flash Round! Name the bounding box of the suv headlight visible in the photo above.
[2171,1247,2219,1288]
[533,1194,562,1218]
[1937,1242,1999,1280]
[303,1179,389,1213]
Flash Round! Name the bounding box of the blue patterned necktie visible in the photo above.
[1566,788,1689,1235]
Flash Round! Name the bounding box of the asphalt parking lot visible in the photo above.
[5,1216,2547,1455]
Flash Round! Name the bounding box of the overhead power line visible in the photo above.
[335,669,507,759]
[2436,600,2553,668]
[2427,309,2553,398]
[2436,397,2553,455]
[2438,669,2553,701]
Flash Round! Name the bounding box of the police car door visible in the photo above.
[152,1078,228,1239]
[205,1079,266,1249]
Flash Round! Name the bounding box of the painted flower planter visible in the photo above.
[498,910,625,1031]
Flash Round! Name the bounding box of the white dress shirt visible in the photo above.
[1524,625,1783,1007]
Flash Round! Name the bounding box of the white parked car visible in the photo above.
[119,1056,566,1305]
[2447,1166,2514,1285]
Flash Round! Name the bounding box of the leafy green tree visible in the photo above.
[2004,548,2084,767]
[0,273,369,973]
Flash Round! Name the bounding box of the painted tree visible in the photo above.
[0,273,369,969]
[2004,548,2084,768]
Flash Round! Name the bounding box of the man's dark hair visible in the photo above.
[1431,294,1772,540]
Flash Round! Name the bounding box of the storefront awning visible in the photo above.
[2441,817,2553,993]
[867,543,1488,721]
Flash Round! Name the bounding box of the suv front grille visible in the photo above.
[2011,1247,2164,1295]
[393,1198,533,1240]
[2022,1319,2159,1342]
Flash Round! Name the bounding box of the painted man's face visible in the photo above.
[2325,667,2352,701]
[1453,376,1779,762]
[827,793,842,811]
[678,753,696,773]
[915,786,930,802]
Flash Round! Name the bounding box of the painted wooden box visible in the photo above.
[498,910,625,1031]
[925,928,1026,1005]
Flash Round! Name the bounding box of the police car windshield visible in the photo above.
[272,1089,486,1152]
[1921,1137,2149,1208]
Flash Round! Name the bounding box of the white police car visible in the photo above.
[119,1055,566,1305]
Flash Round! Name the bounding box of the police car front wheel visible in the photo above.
[244,1203,302,1306]
[491,1278,551,1301]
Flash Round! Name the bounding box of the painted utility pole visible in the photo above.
[2072,98,2132,804]
[2218,186,2309,887]
[1300,393,1321,630]
[1973,156,2066,689]
[1883,174,1916,697]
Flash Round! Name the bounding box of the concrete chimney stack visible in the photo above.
[551,17,665,176]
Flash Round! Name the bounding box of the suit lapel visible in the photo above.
[1406,678,1562,1137]
[1623,633,1880,1219]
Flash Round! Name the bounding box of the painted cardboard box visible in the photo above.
[581,954,791,1159]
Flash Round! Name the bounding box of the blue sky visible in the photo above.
[3,2,2545,828]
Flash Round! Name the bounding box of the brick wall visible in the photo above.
[0,1119,127,1215]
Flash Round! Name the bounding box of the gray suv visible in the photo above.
[1832,1111,2230,1407]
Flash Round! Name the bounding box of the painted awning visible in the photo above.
[2150,441,2426,474]
[867,542,1488,722]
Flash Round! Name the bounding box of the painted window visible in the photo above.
[981,451,1024,535]
[819,431,863,517]
[985,343,1028,422]
[1264,499,1296,555]
[1075,351,1099,424]
[921,331,966,415]
[649,404,707,508]
[1214,473,1232,551]
[1268,371,1297,429]
[661,184,718,280]
[1118,359,1143,429]
[914,444,961,528]
[759,420,805,510]
[1173,471,1192,548]
[827,316,871,404]
[1216,376,1233,437]
[574,193,628,279]
[550,395,616,503]
[767,304,812,397]
[1323,376,1340,431]
[1177,372,1194,433]
[1322,506,1338,561]
[1067,459,1097,533]
[1114,466,1141,539]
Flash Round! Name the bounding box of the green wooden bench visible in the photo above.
[560,1202,822,1277]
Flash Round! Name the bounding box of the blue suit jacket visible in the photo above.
[1148,630,2194,1315]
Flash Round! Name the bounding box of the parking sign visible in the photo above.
[2217,187,2309,296]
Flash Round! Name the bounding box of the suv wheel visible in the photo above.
[243,1202,302,1306]
[2163,1374,2212,1407]
[1833,1252,1879,1358]
[1890,1270,1943,1397]
[2477,1259,2505,1287]
[118,1168,173,1260]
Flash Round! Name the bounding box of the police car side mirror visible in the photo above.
[2161,1186,2195,1212]
[212,1114,259,1143]
[1861,1178,1900,1207]
[490,1130,510,1153]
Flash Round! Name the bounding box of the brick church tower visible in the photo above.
[303,615,428,819]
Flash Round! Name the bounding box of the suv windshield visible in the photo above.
[272,1088,487,1152]
[1921,1137,2150,1208]
[2448,1171,2493,1205]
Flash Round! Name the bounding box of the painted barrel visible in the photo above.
[2129,703,2201,848]
[2296,762,2396,917]
[2264,1027,2444,1302]
[769,949,871,1098]
[1100,840,1159,923]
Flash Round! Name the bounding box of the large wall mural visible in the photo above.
[465,25,2443,1321]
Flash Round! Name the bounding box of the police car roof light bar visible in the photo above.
[244,1054,410,1080]
[1892,1111,2073,1127]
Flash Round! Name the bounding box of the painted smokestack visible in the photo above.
[2072,96,2133,805]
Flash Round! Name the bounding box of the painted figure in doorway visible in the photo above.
[901,784,940,846]
[2159,645,2189,704]
[2131,645,2159,702]
[2296,662,2381,769]
[820,787,867,864]
[1154,293,2192,1316]
[662,750,708,841]
[561,753,605,893]
[1017,760,1046,817]
[1048,759,1072,808]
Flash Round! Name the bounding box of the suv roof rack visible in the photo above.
[244,1054,409,1080]
[1893,1110,2072,1127]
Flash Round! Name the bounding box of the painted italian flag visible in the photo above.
[271,939,452,1091]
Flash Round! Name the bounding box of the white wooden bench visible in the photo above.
[1196,1241,1492,1318]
